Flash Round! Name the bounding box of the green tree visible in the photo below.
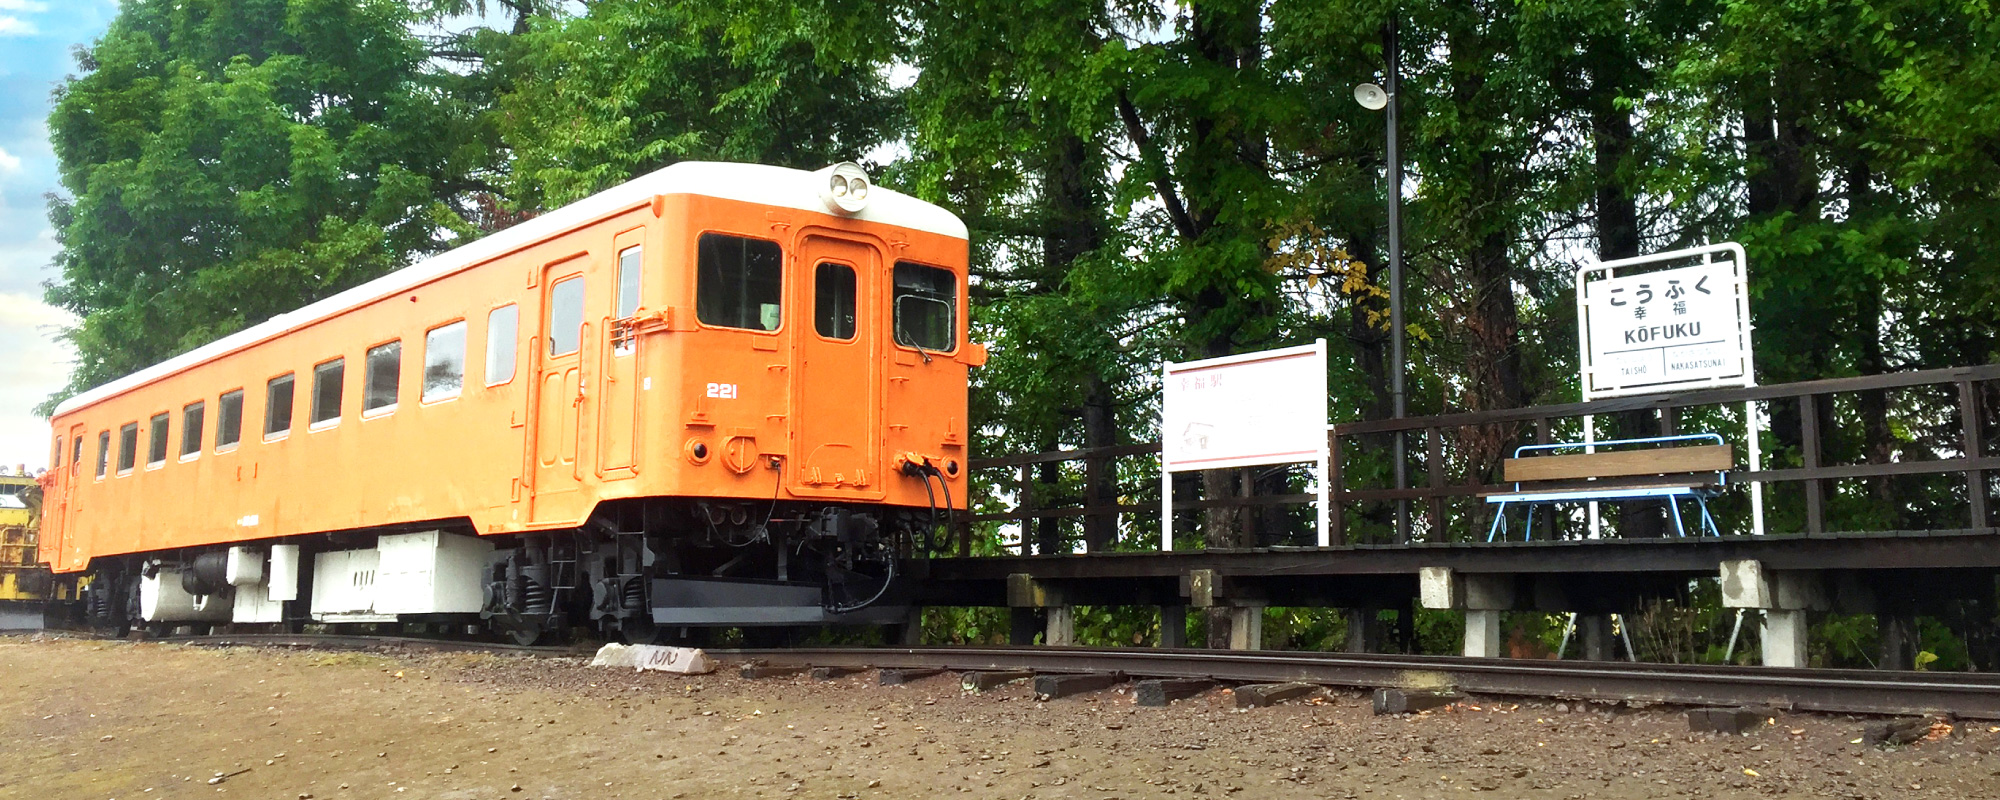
[43,0,510,409]
[496,0,899,208]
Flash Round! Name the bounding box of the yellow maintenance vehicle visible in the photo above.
[0,470,53,628]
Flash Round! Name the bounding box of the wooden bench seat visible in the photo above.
[1485,435,1733,541]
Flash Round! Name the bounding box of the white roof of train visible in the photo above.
[54,161,968,417]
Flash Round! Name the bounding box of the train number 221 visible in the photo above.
[705,382,739,399]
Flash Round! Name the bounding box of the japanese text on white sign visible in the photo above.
[1581,260,1749,397]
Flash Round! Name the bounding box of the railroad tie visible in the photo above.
[1135,678,1216,707]
[1234,682,1319,709]
[961,670,1036,692]
[879,667,947,686]
[740,664,809,679]
[1371,687,1463,715]
[810,666,864,681]
[1033,672,1125,701]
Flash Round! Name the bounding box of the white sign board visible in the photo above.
[1160,340,1330,548]
[1578,249,1752,399]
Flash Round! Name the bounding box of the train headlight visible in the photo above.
[817,162,872,215]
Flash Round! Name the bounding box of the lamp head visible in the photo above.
[1353,83,1389,111]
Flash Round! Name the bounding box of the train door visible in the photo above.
[789,233,883,499]
[48,425,84,566]
[596,228,646,478]
[529,254,593,523]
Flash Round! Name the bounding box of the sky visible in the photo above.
[0,0,117,473]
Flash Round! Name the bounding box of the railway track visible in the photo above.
[725,646,2000,719]
[102,632,2000,720]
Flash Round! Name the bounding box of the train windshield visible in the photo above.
[893,262,955,352]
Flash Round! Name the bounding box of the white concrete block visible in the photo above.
[1720,560,1771,608]
[1419,567,1458,610]
[1046,606,1076,646]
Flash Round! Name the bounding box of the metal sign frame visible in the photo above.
[1577,243,1754,400]
[1575,243,1765,536]
[1159,340,1330,550]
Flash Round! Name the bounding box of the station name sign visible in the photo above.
[1578,249,1752,399]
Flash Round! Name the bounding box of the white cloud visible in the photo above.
[0,292,75,471]
[0,16,35,37]
[0,1,50,11]
[0,146,19,173]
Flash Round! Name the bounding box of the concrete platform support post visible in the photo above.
[1187,569,1265,650]
[1577,615,1615,661]
[1007,573,1068,646]
[1762,609,1809,668]
[1419,567,1515,658]
[1159,605,1187,649]
[1045,605,1076,647]
[1227,605,1264,651]
[1721,560,1828,668]
[1344,608,1380,654]
[1464,610,1503,658]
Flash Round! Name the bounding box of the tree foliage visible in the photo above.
[42,0,511,410]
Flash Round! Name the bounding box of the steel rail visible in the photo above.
[151,632,580,656]
[721,645,2000,719]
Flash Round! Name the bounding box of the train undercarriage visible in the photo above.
[68,498,939,645]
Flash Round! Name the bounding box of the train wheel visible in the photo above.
[617,615,660,645]
[492,614,544,646]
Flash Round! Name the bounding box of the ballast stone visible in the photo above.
[589,643,715,674]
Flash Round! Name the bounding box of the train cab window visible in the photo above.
[146,412,169,468]
[52,435,62,470]
[117,423,138,475]
[265,373,295,440]
[892,261,957,352]
[486,304,518,386]
[365,341,401,414]
[617,246,642,319]
[71,436,83,474]
[814,262,857,340]
[216,389,244,451]
[311,358,344,429]
[696,233,782,331]
[96,431,110,478]
[181,401,204,459]
[424,321,466,402]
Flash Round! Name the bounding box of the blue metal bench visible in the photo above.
[1485,433,1732,541]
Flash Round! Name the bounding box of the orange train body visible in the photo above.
[36,162,977,637]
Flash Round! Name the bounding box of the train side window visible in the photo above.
[265,373,295,440]
[96,431,110,478]
[146,412,169,468]
[696,233,782,331]
[117,423,137,475]
[311,358,344,429]
[547,277,584,356]
[424,321,466,403]
[365,341,402,415]
[216,389,244,451]
[892,261,957,352]
[52,435,62,470]
[486,304,518,387]
[617,246,642,319]
[181,401,205,459]
[815,262,857,340]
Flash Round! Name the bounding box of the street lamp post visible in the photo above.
[1356,17,1410,543]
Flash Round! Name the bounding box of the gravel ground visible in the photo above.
[2,634,1997,799]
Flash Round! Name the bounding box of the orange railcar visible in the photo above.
[38,162,979,641]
